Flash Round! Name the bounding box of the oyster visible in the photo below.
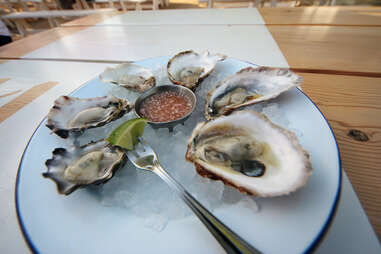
[100,63,155,92]
[167,50,227,90]
[186,110,312,197]
[205,67,303,119]
[43,139,127,195]
[46,95,131,138]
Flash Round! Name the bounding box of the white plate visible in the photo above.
[16,57,341,254]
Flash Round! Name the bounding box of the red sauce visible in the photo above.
[139,91,192,122]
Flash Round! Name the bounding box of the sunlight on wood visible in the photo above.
[358,11,381,17]
[170,0,199,4]
[0,81,59,123]
[0,78,11,85]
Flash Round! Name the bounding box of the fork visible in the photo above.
[126,138,262,254]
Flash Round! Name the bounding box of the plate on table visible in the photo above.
[16,57,341,254]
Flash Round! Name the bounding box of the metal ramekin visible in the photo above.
[134,85,197,132]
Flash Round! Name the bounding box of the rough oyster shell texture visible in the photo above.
[46,95,131,138]
[43,139,127,195]
[186,110,313,197]
[167,50,227,90]
[205,67,303,120]
[99,63,155,92]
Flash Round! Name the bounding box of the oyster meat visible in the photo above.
[186,110,312,197]
[167,50,227,90]
[205,67,303,119]
[46,95,131,138]
[43,139,127,195]
[100,63,155,92]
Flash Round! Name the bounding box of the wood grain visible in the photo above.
[299,72,381,239]
[0,78,10,85]
[0,81,59,123]
[60,11,120,27]
[260,6,381,26]
[0,89,22,99]
[0,27,87,59]
[61,7,381,27]
[268,25,381,75]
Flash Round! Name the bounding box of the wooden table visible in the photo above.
[0,7,380,253]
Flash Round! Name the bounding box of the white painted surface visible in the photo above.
[316,173,380,254]
[0,60,117,254]
[2,9,115,20]
[0,78,48,107]
[94,8,264,26]
[24,25,288,68]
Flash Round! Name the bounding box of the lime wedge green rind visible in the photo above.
[107,118,147,150]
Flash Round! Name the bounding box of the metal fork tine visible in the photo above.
[135,143,146,153]
[139,138,155,155]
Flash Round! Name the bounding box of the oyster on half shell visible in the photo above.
[205,67,303,120]
[100,63,156,92]
[43,139,127,195]
[186,110,312,197]
[46,95,131,138]
[167,50,227,90]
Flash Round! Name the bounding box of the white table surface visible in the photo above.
[0,60,115,254]
[0,8,380,254]
[23,25,288,68]
[93,8,265,25]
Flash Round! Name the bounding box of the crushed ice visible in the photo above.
[73,63,302,232]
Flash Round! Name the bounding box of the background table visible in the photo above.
[0,7,380,254]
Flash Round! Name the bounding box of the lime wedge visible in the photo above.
[107,118,147,150]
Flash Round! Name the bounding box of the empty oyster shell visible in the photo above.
[43,139,127,195]
[205,67,303,120]
[186,110,312,197]
[46,95,131,138]
[100,63,155,92]
[167,50,227,90]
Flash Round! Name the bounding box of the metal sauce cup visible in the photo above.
[134,85,197,132]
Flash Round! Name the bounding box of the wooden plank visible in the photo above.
[299,72,381,239]
[260,6,381,26]
[0,78,10,85]
[60,11,121,26]
[0,27,87,59]
[1,25,289,68]
[63,7,381,27]
[60,12,121,26]
[2,9,116,20]
[62,8,265,26]
[268,25,381,75]
[61,7,381,27]
[0,81,59,123]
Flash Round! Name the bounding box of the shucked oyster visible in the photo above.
[43,139,127,195]
[100,63,155,92]
[186,110,312,197]
[167,50,227,90]
[205,67,303,119]
[46,95,131,138]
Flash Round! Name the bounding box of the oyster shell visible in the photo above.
[100,63,155,92]
[46,95,131,138]
[43,139,127,195]
[205,67,303,119]
[167,50,227,90]
[186,110,312,197]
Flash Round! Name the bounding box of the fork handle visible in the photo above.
[152,162,262,254]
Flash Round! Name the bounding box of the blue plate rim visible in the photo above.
[14,57,342,254]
